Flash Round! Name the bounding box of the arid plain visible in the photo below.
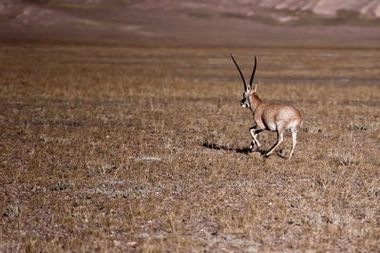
[1,44,379,252]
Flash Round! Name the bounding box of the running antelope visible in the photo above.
[231,55,303,159]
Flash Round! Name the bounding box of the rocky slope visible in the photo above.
[131,0,380,22]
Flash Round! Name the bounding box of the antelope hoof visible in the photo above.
[250,142,259,152]
[264,152,271,158]
[277,150,286,158]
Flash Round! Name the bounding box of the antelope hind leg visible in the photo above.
[265,131,284,157]
[288,131,297,160]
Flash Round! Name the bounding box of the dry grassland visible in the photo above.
[0,44,379,252]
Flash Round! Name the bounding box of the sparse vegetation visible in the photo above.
[0,43,379,252]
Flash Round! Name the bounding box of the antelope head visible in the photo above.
[231,55,258,109]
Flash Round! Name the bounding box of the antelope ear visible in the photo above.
[253,82,258,93]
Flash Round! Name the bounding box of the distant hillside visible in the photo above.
[1,0,380,27]
[0,0,379,47]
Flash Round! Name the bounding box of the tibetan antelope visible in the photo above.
[231,55,303,159]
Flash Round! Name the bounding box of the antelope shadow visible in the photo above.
[201,142,265,155]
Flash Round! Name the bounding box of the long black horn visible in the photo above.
[249,56,257,89]
[231,54,247,90]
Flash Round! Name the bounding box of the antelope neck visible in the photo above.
[249,93,262,111]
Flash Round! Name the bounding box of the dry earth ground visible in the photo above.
[0,44,379,252]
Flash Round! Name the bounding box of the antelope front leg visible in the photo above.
[249,127,262,150]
